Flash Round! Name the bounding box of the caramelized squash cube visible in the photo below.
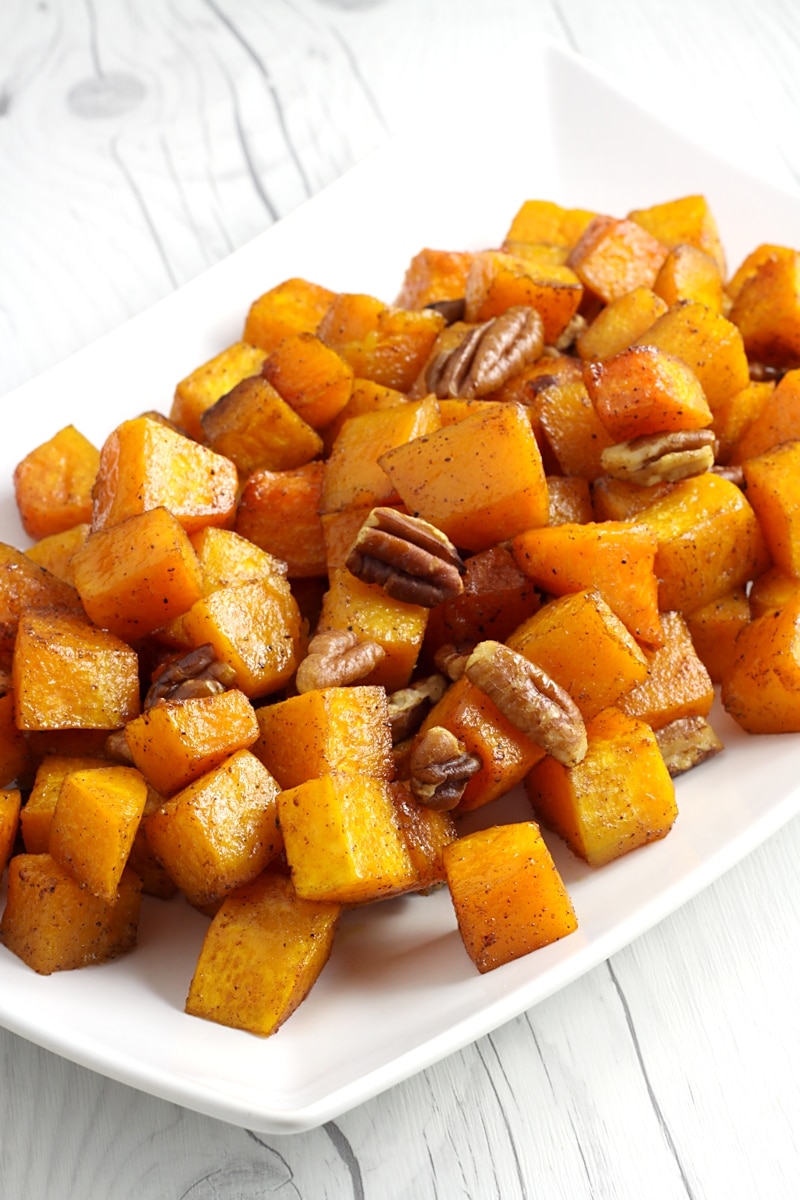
[742,440,800,576]
[423,545,540,658]
[262,331,355,430]
[13,609,140,731]
[567,216,668,304]
[632,301,749,411]
[535,378,615,481]
[0,691,31,790]
[628,194,726,276]
[50,764,149,901]
[748,566,800,618]
[235,461,327,579]
[729,251,800,366]
[0,544,82,664]
[201,375,323,475]
[616,611,714,729]
[684,588,751,683]
[728,369,800,462]
[20,754,108,853]
[443,822,577,973]
[576,286,668,362]
[390,781,457,891]
[125,688,260,796]
[185,871,340,1037]
[278,772,415,904]
[721,596,800,733]
[583,344,712,441]
[171,341,267,442]
[243,278,336,354]
[653,243,724,313]
[503,199,596,249]
[317,293,445,392]
[144,749,283,906]
[13,425,100,541]
[526,707,677,866]
[463,250,583,342]
[0,853,141,974]
[190,526,287,592]
[25,522,91,587]
[253,685,393,790]
[395,248,475,310]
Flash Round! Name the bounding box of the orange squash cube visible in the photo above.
[171,341,267,442]
[0,691,31,789]
[685,587,751,684]
[92,415,238,536]
[144,748,283,906]
[0,544,82,664]
[200,375,323,475]
[235,461,327,578]
[535,378,616,481]
[463,250,583,342]
[395,248,475,310]
[728,369,800,462]
[711,380,774,465]
[546,475,594,525]
[20,754,109,853]
[423,545,540,658]
[24,523,91,587]
[317,293,445,392]
[576,286,668,362]
[50,764,149,901]
[729,251,800,366]
[526,706,678,866]
[390,781,457,891]
[583,344,712,441]
[616,611,714,729]
[567,215,668,304]
[13,609,141,731]
[503,199,597,249]
[628,194,726,276]
[653,243,724,313]
[261,331,354,430]
[748,566,800,618]
[443,822,577,973]
[13,425,100,541]
[742,440,800,576]
[0,788,21,875]
[243,278,336,354]
[379,401,549,552]
[632,301,749,411]
[185,871,341,1037]
[721,596,800,733]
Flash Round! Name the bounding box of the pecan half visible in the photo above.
[433,642,473,682]
[144,644,237,709]
[600,428,716,487]
[346,507,465,607]
[424,305,544,398]
[295,629,385,693]
[409,725,482,810]
[387,674,448,744]
[712,463,745,488]
[549,312,587,353]
[654,715,724,777]
[465,640,587,767]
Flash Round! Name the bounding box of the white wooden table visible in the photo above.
[2,2,800,1196]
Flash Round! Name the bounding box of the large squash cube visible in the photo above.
[262,331,354,431]
[12,609,140,731]
[253,685,393,790]
[72,506,204,641]
[632,301,749,410]
[0,853,141,974]
[235,462,328,579]
[424,545,540,658]
[379,402,549,552]
[576,286,668,362]
[463,250,583,342]
[443,822,577,973]
[92,415,239,535]
[728,370,800,462]
[124,688,260,796]
[729,251,800,366]
[278,773,415,904]
[50,764,149,901]
[583,344,712,441]
[144,749,282,907]
[185,871,341,1037]
[525,706,678,866]
[628,194,726,276]
[13,425,100,541]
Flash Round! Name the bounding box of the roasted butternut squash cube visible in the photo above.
[711,380,774,465]
[748,566,800,618]
[317,293,446,392]
[0,544,82,664]
[591,476,674,522]
[742,441,800,576]
[729,251,800,366]
[253,685,392,790]
[24,522,91,587]
[414,675,546,812]
[535,378,616,481]
[321,378,410,453]
[390,781,457,891]
[567,216,668,304]
[526,706,678,866]
[628,194,726,276]
[189,526,287,592]
[685,588,751,684]
[235,461,327,579]
[50,764,149,901]
[171,341,267,442]
[630,472,771,613]
[507,590,649,721]
[632,301,749,410]
[185,871,341,1037]
[511,521,662,647]
[20,754,108,853]
[443,822,577,973]
[125,688,260,796]
[200,375,323,475]
[653,243,724,313]
[546,476,594,525]
[503,199,596,249]
[721,596,800,733]
[243,278,336,354]
[616,611,714,729]
[92,416,238,535]
[726,244,795,303]
[423,545,540,658]
[379,402,549,552]
[0,788,21,875]
[72,506,204,641]
[13,609,140,731]
[0,853,141,974]
[463,250,583,342]
[317,569,427,693]
[728,369,800,463]
[180,577,302,699]
[278,772,415,904]
[583,345,712,441]
[321,396,440,515]
[145,748,283,906]
[13,425,100,541]
[395,247,475,310]
[0,690,31,789]
[576,286,668,362]
[261,331,354,431]
[321,504,381,573]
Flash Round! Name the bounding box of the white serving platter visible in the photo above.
[1,37,799,1135]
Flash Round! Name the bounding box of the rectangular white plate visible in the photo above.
[2,38,800,1135]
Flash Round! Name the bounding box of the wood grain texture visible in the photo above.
[2,2,800,1197]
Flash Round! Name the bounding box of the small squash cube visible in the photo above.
[742,440,800,576]
[24,522,91,586]
[632,301,749,411]
[567,215,668,304]
[261,331,354,430]
[443,822,577,973]
[535,378,616,481]
[0,544,82,664]
[525,707,678,866]
[390,781,457,891]
[684,588,751,684]
[729,251,800,367]
[463,250,583,342]
[728,369,800,463]
[235,461,327,579]
[50,764,149,901]
[583,344,712,441]
[721,595,800,733]
[185,871,341,1037]
[144,748,283,907]
[0,854,141,974]
[278,772,416,904]
[616,611,714,729]
[243,278,336,354]
[653,243,724,313]
[13,609,140,731]
[171,341,267,442]
[395,247,475,310]
[20,754,108,853]
[13,425,100,541]
[200,375,323,475]
[628,194,726,276]
[576,286,668,362]
[317,293,445,392]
